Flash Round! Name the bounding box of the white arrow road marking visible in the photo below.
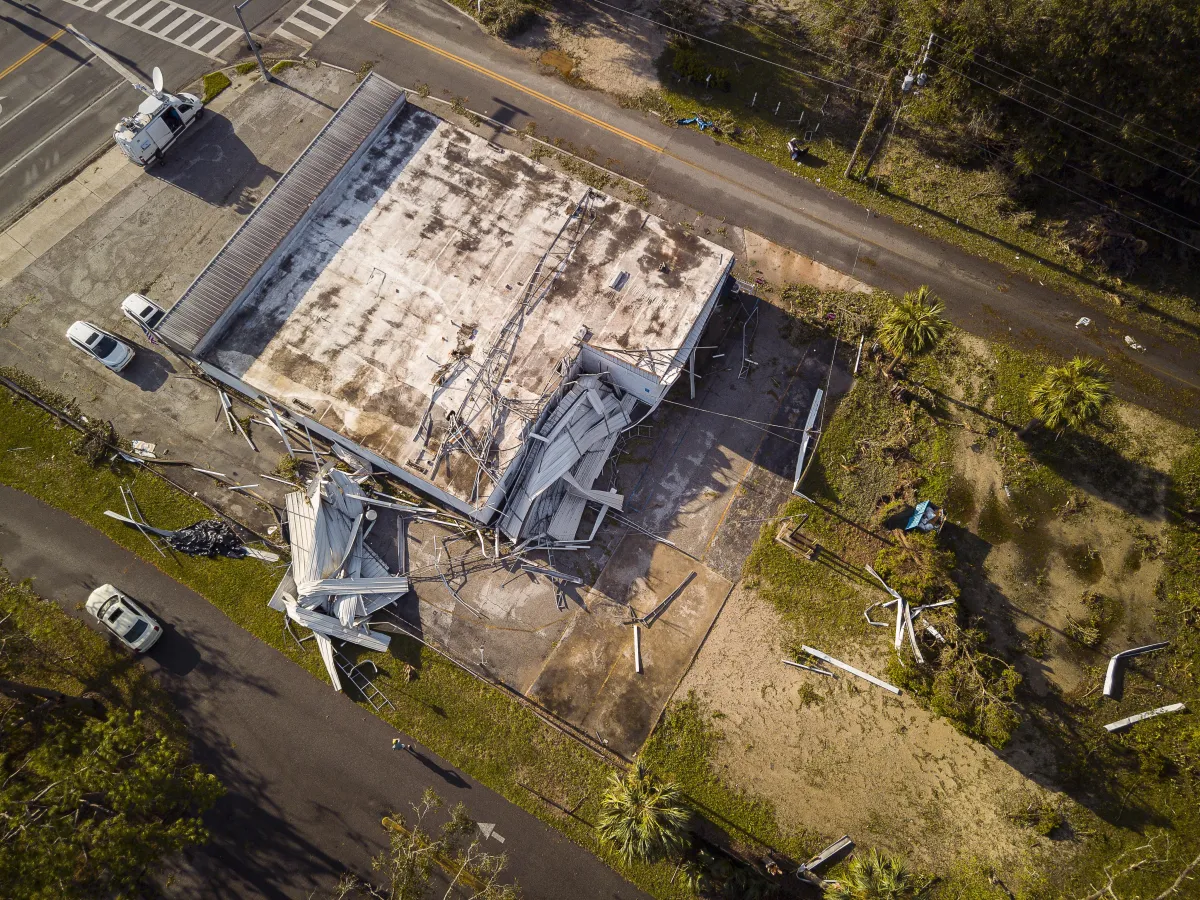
[477,822,505,843]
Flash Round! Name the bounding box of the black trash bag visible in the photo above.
[167,519,246,558]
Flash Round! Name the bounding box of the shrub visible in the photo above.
[201,71,232,104]
[670,45,731,91]
[478,0,537,38]
[889,623,1022,748]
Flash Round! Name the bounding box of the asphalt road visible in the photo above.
[0,484,646,900]
[0,0,308,227]
[311,0,1200,426]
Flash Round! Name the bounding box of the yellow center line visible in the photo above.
[0,28,66,83]
[368,20,665,154]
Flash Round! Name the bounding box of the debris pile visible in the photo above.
[276,467,411,691]
[167,519,246,557]
[499,374,635,544]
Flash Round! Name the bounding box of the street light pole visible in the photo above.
[234,0,271,82]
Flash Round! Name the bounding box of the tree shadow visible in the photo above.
[1022,422,1169,520]
[943,519,1174,834]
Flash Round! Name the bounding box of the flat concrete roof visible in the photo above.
[206,104,728,509]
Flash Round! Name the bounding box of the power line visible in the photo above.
[973,144,1200,253]
[929,48,1199,168]
[802,1,1197,158]
[731,11,886,81]
[1055,157,1200,232]
[936,61,1197,186]
[579,0,866,94]
[930,32,1198,155]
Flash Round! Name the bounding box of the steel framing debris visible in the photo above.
[801,645,901,695]
[1104,703,1186,733]
[1103,642,1169,698]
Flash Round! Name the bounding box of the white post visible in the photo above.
[774,101,781,116]
[634,625,642,673]
[854,334,864,375]
[689,348,696,399]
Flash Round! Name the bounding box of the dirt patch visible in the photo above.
[677,583,1045,875]
[537,5,666,99]
[538,48,576,78]
[742,230,870,293]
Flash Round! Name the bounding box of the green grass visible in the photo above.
[624,28,1200,351]
[201,71,232,104]
[0,566,181,740]
[233,61,258,76]
[270,60,297,75]
[0,385,700,897]
[642,692,815,860]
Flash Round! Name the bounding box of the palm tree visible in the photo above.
[826,849,918,900]
[1029,356,1112,433]
[878,286,948,374]
[596,761,690,864]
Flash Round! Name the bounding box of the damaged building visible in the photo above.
[157,74,732,542]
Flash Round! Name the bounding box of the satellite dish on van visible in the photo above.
[152,67,164,93]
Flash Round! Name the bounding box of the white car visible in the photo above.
[121,293,166,333]
[85,584,162,653]
[66,321,135,372]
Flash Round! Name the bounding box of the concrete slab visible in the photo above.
[527,532,732,757]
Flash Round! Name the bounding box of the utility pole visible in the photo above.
[844,71,893,180]
[235,0,272,83]
[859,33,934,183]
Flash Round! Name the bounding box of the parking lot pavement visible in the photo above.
[0,65,357,532]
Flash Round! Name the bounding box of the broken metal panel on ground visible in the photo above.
[278,467,410,689]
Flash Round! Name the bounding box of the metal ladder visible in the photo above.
[334,651,395,713]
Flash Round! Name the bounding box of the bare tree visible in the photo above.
[333,789,518,900]
[1075,837,1200,900]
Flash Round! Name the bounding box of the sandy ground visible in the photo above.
[677,582,1043,873]
[526,1,666,99]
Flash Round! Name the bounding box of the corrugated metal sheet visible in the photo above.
[157,73,407,353]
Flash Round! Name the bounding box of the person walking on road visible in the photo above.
[392,738,415,753]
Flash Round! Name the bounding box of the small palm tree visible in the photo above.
[878,286,948,374]
[597,761,690,864]
[826,849,918,900]
[1029,356,1112,433]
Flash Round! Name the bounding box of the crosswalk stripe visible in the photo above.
[105,0,144,17]
[191,23,232,50]
[272,25,311,46]
[140,5,178,29]
[56,0,239,59]
[159,12,196,36]
[173,17,210,42]
[287,15,325,35]
[298,5,338,25]
[272,0,358,46]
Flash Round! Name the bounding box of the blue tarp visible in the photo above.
[906,500,932,531]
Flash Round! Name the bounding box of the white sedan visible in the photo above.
[85,584,162,653]
[66,321,134,372]
[120,293,166,333]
